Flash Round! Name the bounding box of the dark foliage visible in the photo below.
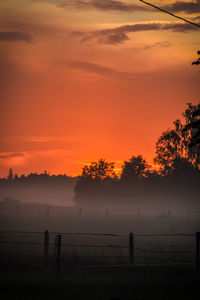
[192,50,200,66]
[74,103,200,208]
[0,169,77,185]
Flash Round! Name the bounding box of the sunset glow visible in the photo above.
[0,0,199,177]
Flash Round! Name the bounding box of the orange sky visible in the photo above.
[0,0,199,177]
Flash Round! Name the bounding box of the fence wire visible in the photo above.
[0,230,198,267]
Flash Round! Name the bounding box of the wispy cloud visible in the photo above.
[72,22,199,45]
[191,15,200,22]
[58,0,150,12]
[61,60,151,79]
[163,0,200,14]
[0,152,24,159]
[64,60,119,76]
[0,136,85,154]
[0,31,32,42]
[142,41,172,50]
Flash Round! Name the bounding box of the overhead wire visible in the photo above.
[139,0,200,29]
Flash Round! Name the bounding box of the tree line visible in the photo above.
[74,103,200,207]
[0,169,78,186]
[1,102,199,208]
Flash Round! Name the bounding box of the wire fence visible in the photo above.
[0,230,199,277]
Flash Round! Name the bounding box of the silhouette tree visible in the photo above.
[7,168,14,181]
[192,50,200,66]
[81,159,115,181]
[171,157,198,176]
[182,103,200,167]
[154,126,183,174]
[154,103,200,173]
[121,155,149,181]
[74,159,116,206]
[183,103,200,148]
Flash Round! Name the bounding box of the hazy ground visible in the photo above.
[1,203,200,300]
[0,183,75,206]
[0,204,199,265]
[1,201,200,233]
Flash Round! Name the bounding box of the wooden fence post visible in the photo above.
[55,235,58,255]
[44,230,49,267]
[106,209,109,218]
[137,209,140,220]
[196,232,200,271]
[56,235,62,279]
[16,205,20,217]
[129,232,134,265]
[79,206,82,217]
[47,206,50,217]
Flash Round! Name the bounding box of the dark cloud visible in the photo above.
[58,0,150,12]
[0,31,32,42]
[72,22,199,45]
[191,15,200,21]
[142,41,172,50]
[0,152,24,159]
[58,0,200,14]
[61,60,151,80]
[163,0,200,14]
[33,0,200,15]
[63,60,118,76]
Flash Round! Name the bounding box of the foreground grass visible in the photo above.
[1,262,200,300]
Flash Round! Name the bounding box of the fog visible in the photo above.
[0,184,75,207]
[0,168,200,235]
[0,195,200,235]
[1,182,199,285]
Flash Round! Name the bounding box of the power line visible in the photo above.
[139,0,200,29]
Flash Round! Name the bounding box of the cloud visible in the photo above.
[0,31,32,42]
[72,22,199,45]
[58,0,200,14]
[142,41,172,50]
[191,15,200,21]
[0,152,25,159]
[63,60,119,75]
[0,136,84,153]
[163,0,200,14]
[58,0,150,12]
[61,60,150,80]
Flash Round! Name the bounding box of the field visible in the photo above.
[0,205,200,299]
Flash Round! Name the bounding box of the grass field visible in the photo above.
[1,208,200,299]
[1,262,200,300]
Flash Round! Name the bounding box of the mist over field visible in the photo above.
[0,176,200,235]
[0,177,76,207]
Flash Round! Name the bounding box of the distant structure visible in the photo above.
[47,206,50,217]
[137,209,141,220]
[16,204,20,217]
[7,168,14,181]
